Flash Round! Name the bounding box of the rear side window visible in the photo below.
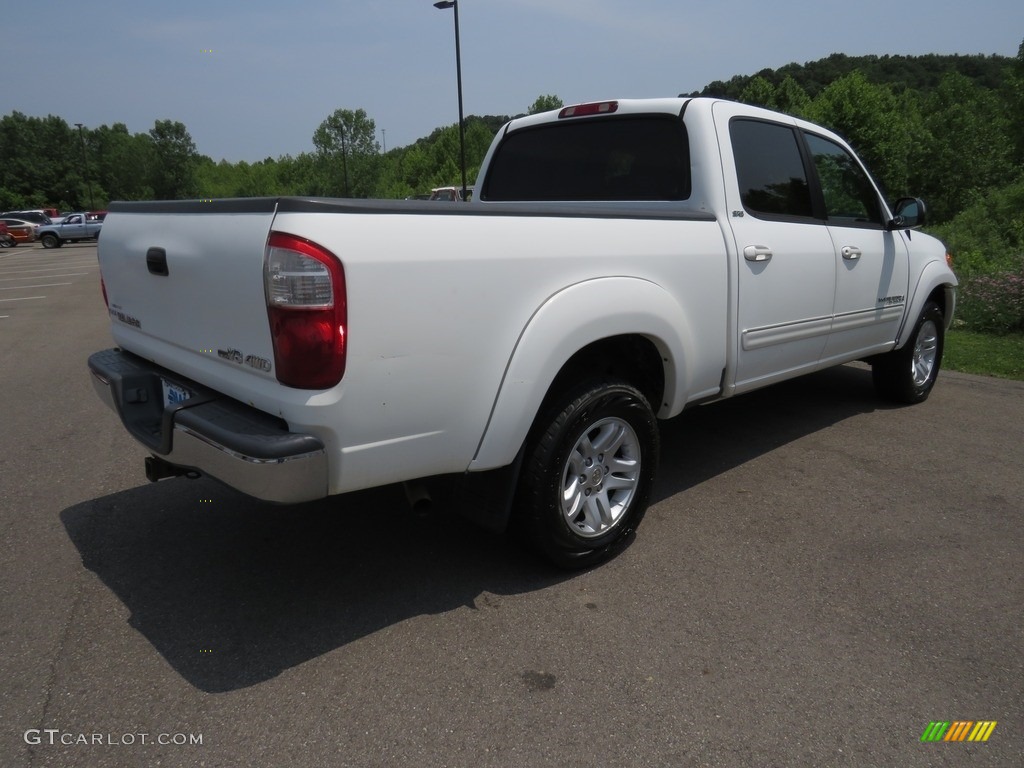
[482,116,691,202]
[730,119,813,219]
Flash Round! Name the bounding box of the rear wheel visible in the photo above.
[516,379,658,569]
[872,301,945,404]
[41,234,60,249]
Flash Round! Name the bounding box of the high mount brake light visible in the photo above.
[264,232,347,389]
[558,101,619,119]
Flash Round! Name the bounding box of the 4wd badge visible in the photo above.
[245,354,272,372]
[217,348,272,373]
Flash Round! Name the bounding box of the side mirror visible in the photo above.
[888,197,927,230]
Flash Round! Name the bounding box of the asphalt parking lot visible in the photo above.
[0,241,100,319]
[1,243,1021,767]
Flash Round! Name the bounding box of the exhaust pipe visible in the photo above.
[403,481,433,515]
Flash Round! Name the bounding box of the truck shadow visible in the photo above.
[654,362,885,501]
[60,364,886,693]
[61,482,550,693]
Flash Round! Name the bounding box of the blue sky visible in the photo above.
[6,0,1021,162]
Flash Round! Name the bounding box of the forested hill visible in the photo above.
[690,52,1014,99]
[3,48,1021,228]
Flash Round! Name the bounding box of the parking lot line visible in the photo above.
[0,296,45,302]
[0,273,88,282]
[0,283,73,290]
[0,265,95,275]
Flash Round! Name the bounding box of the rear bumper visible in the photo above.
[88,348,328,503]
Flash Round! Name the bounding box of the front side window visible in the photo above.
[804,133,883,226]
[730,119,813,219]
[482,116,691,202]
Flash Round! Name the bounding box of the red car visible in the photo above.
[0,218,37,244]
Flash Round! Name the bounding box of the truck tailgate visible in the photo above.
[98,200,280,405]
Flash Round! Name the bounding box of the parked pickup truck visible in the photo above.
[88,97,957,568]
[38,212,103,248]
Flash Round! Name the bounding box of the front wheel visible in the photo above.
[872,301,945,404]
[516,379,659,569]
[40,234,60,249]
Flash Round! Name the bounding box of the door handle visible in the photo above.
[743,245,773,262]
[841,246,862,261]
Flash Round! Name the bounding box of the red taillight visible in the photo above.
[264,232,347,389]
[558,101,619,119]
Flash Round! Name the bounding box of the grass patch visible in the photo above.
[944,329,1024,380]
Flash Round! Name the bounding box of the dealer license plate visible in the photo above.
[161,379,192,408]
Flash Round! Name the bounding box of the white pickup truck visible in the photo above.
[89,97,957,568]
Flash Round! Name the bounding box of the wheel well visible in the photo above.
[540,335,666,417]
[928,286,947,317]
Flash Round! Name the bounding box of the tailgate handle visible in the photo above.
[146,247,169,276]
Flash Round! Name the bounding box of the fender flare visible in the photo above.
[469,277,693,471]
[896,260,958,348]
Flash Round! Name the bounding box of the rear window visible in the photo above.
[481,115,691,202]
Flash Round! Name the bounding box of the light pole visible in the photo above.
[74,123,97,210]
[339,124,350,197]
[433,0,467,201]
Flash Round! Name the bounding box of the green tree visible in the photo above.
[737,75,809,116]
[694,52,1013,101]
[312,108,379,197]
[276,153,322,196]
[1009,40,1024,166]
[195,157,241,199]
[427,125,463,188]
[917,72,1015,221]
[528,94,563,114]
[0,112,82,210]
[148,120,199,199]
[464,119,496,183]
[804,72,913,199]
[92,123,154,203]
[738,76,776,109]
[931,177,1024,277]
[370,149,417,200]
[774,76,810,115]
[393,144,435,196]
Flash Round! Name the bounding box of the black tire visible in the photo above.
[515,379,659,570]
[41,234,60,249]
[872,301,945,404]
